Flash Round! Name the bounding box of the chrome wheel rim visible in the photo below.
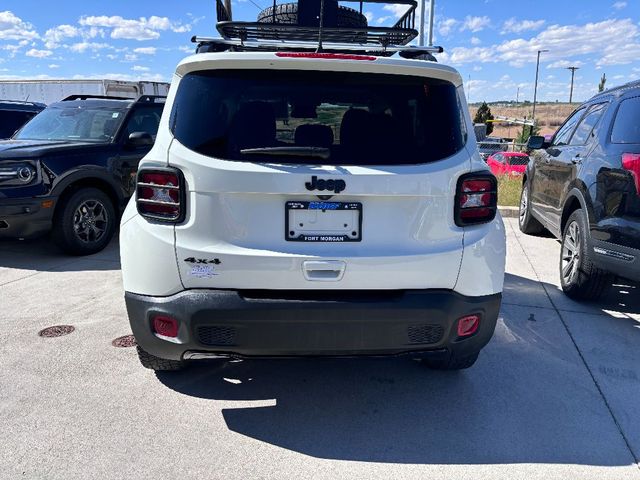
[561,220,581,285]
[72,200,108,243]
[519,186,528,225]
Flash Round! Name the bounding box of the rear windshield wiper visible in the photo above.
[240,146,330,160]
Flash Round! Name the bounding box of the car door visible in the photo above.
[117,105,164,197]
[531,107,585,227]
[546,103,608,229]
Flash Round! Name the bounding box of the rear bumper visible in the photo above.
[125,289,502,361]
[592,239,640,282]
[0,197,54,239]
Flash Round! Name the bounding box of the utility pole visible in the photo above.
[419,0,435,46]
[566,66,579,104]
[516,86,520,104]
[531,49,548,136]
[428,0,435,46]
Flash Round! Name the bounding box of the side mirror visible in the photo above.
[127,131,153,147]
[527,135,546,150]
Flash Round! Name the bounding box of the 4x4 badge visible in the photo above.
[184,257,221,265]
[305,176,346,194]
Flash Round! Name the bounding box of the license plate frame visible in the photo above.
[285,201,362,242]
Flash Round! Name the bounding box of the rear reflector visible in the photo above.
[455,173,498,226]
[457,315,480,337]
[622,153,640,195]
[275,52,376,61]
[153,315,179,338]
[136,168,184,222]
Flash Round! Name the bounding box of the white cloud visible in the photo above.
[43,24,79,48]
[48,64,60,69]
[71,72,167,82]
[79,15,191,41]
[613,2,627,9]
[364,11,374,23]
[501,18,545,34]
[382,4,408,19]
[26,48,53,58]
[461,16,490,33]
[132,65,150,72]
[546,60,584,69]
[133,47,157,55]
[375,16,391,25]
[69,42,112,53]
[0,11,39,41]
[470,36,481,45]
[438,18,458,37]
[444,19,640,68]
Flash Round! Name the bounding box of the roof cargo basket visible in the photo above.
[192,0,443,58]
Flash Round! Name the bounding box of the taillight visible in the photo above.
[275,52,377,61]
[136,168,184,222]
[622,153,640,195]
[455,173,498,226]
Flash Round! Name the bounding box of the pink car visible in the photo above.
[486,152,530,176]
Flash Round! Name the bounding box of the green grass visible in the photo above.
[497,175,523,207]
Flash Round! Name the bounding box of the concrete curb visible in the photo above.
[498,206,519,218]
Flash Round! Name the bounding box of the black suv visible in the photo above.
[0,95,165,255]
[519,80,640,299]
[0,100,46,139]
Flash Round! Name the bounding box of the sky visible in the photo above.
[1,0,639,103]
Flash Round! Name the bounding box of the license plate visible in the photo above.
[285,201,362,242]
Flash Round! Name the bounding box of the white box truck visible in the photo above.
[0,79,169,105]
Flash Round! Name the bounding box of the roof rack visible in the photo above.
[61,95,166,103]
[193,36,442,57]
[200,0,443,57]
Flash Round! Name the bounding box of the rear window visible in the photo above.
[170,69,465,165]
[611,96,640,144]
[508,155,529,165]
[0,110,38,139]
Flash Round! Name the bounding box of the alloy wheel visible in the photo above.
[72,199,108,243]
[561,220,581,285]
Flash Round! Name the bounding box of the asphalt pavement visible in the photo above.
[1,217,639,480]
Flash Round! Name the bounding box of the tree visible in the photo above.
[598,73,607,93]
[516,118,540,145]
[473,101,495,135]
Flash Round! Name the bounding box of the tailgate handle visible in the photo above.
[302,260,346,282]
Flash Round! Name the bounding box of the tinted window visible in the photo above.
[171,70,465,165]
[552,108,585,147]
[570,103,606,145]
[0,110,37,139]
[15,106,127,142]
[611,96,640,144]
[122,107,162,140]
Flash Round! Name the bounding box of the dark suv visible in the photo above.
[519,80,640,299]
[0,95,165,255]
[0,100,46,139]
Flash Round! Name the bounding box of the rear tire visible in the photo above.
[422,352,479,371]
[137,346,185,371]
[559,209,611,300]
[257,3,368,28]
[52,187,116,256]
[518,182,544,235]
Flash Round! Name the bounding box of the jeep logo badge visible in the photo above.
[305,176,346,194]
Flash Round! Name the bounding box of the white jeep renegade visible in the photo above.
[120,46,506,372]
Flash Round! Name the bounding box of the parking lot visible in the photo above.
[1,217,639,480]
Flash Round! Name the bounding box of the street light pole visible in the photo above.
[566,66,579,104]
[531,49,548,136]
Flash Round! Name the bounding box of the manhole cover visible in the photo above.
[38,325,75,337]
[112,335,137,348]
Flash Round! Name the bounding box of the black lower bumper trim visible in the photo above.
[0,197,54,239]
[126,289,502,361]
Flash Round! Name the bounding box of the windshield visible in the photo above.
[14,106,126,142]
[171,69,466,165]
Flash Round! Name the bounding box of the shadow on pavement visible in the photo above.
[156,273,639,467]
[0,236,120,272]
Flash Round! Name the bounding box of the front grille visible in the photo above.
[407,324,444,345]
[197,326,237,346]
